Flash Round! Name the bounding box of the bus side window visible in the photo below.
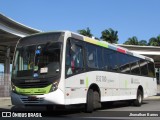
[148,61,155,77]
[86,44,103,70]
[86,44,97,69]
[65,39,72,75]
[65,39,84,76]
[103,48,110,71]
[130,57,141,75]
[118,53,131,74]
[139,59,148,76]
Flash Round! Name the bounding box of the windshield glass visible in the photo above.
[12,42,61,79]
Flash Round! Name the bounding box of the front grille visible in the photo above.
[12,76,59,88]
[21,97,44,104]
[16,80,50,88]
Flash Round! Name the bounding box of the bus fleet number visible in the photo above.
[96,76,107,82]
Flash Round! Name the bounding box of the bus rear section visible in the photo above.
[63,34,157,112]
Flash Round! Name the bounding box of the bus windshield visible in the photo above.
[12,42,61,79]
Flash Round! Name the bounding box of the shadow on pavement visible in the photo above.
[0,101,147,118]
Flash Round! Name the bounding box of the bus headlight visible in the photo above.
[11,82,16,92]
[51,82,58,91]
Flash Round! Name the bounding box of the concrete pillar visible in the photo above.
[4,47,10,81]
[4,47,10,97]
[159,68,160,84]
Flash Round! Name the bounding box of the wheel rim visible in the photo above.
[138,94,142,103]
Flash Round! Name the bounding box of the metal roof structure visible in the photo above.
[0,13,41,63]
[118,44,160,67]
[0,13,160,66]
[0,13,41,97]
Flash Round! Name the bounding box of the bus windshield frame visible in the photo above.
[12,32,64,80]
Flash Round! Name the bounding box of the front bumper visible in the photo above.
[11,88,65,106]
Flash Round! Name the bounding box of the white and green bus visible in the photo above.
[11,31,157,112]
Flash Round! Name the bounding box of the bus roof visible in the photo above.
[66,31,154,62]
[20,30,154,62]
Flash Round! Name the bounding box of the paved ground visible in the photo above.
[0,100,160,120]
[0,95,160,108]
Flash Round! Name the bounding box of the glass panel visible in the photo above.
[12,42,61,79]
[148,61,155,77]
[87,44,97,69]
[103,49,110,71]
[65,39,84,76]
[96,47,103,69]
[139,59,148,76]
[103,48,118,72]
[34,42,61,78]
[130,57,140,75]
[12,45,36,78]
[118,53,131,73]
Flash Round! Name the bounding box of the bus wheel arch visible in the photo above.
[133,85,144,106]
[88,83,101,99]
[138,85,144,98]
[85,83,101,112]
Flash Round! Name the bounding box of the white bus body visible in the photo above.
[11,31,157,112]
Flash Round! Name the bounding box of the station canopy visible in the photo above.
[118,44,160,68]
[0,13,41,63]
[0,13,160,67]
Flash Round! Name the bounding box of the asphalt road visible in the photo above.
[0,100,160,119]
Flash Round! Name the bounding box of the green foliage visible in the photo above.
[124,36,139,45]
[124,37,148,46]
[124,35,160,46]
[77,27,93,37]
[100,28,119,43]
[138,40,147,46]
[77,27,160,46]
[148,35,160,46]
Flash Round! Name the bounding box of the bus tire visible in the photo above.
[86,89,94,113]
[133,89,143,107]
[93,91,101,109]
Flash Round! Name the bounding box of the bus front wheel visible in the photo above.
[86,89,94,113]
[86,89,101,113]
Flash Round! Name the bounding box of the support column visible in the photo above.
[4,46,10,81]
[4,46,10,97]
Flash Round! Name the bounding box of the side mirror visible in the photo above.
[56,69,59,73]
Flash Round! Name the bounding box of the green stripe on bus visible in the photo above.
[97,41,108,48]
[86,76,89,87]
[125,80,128,88]
[84,37,108,48]
[15,84,52,95]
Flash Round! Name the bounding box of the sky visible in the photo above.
[1,0,160,44]
[0,0,160,72]
[0,0,158,106]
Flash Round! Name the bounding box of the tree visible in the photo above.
[100,28,118,43]
[124,36,139,45]
[138,40,148,46]
[77,27,93,37]
[148,35,160,46]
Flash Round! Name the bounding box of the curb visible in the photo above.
[0,97,10,100]
[144,95,160,100]
[0,97,11,106]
